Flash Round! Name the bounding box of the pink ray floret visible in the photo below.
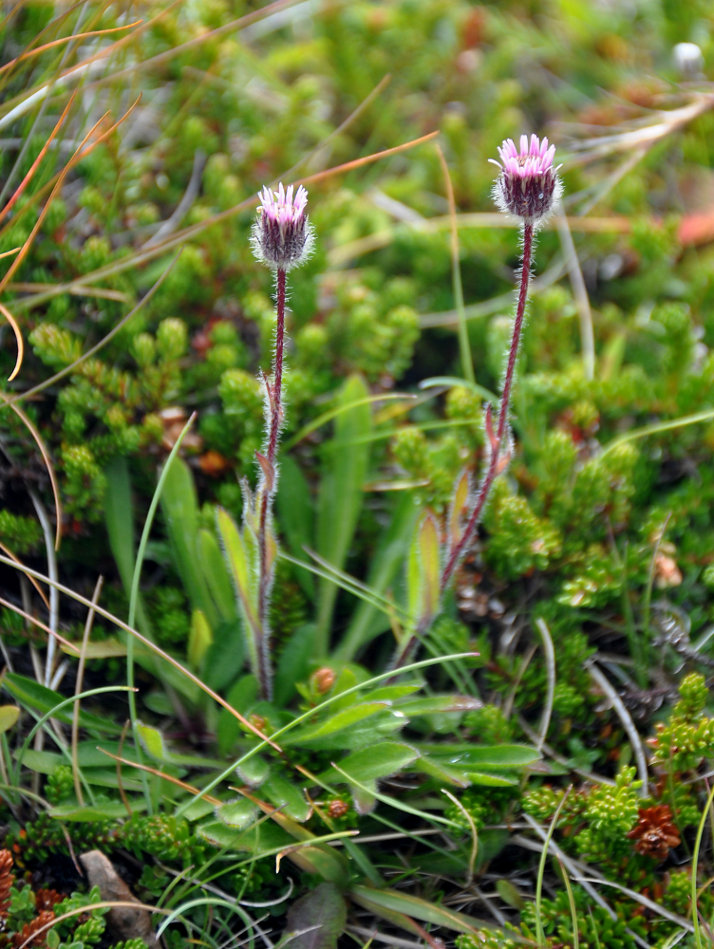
[258,183,309,228]
[495,134,557,178]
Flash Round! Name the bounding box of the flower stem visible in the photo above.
[440,221,534,591]
[268,267,286,467]
[256,266,287,700]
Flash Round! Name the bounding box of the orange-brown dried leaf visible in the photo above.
[0,849,14,918]
[626,804,680,861]
[12,909,55,948]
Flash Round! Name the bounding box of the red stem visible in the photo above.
[440,222,534,591]
[256,267,287,700]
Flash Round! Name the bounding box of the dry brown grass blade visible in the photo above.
[0,302,24,382]
[0,395,62,550]
[0,90,77,228]
[0,97,139,296]
[0,20,143,78]
[300,130,440,189]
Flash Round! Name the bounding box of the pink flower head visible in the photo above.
[251,182,314,270]
[490,134,562,224]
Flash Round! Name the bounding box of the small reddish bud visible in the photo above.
[311,667,336,694]
[327,799,349,819]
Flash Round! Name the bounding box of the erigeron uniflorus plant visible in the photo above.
[395,135,563,667]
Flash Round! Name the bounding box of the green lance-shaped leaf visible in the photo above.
[315,374,372,655]
[418,511,440,622]
[405,511,441,635]
[319,741,419,785]
[350,884,487,936]
[160,457,217,627]
[197,528,238,622]
[188,609,213,670]
[216,506,261,679]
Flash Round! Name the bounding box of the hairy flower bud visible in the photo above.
[251,182,314,270]
[490,134,562,224]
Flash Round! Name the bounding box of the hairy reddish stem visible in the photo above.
[440,222,534,591]
[256,266,287,700]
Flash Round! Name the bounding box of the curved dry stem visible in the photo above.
[0,302,24,382]
[0,394,62,550]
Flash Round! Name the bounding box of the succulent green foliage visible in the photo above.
[650,672,714,772]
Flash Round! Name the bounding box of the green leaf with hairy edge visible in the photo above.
[276,454,314,597]
[160,457,216,627]
[198,527,237,621]
[59,639,130,659]
[274,623,317,706]
[216,799,258,829]
[0,706,19,733]
[285,709,407,752]
[49,802,139,821]
[197,819,290,852]
[461,771,518,787]
[350,884,487,936]
[396,694,483,716]
[359,684,420,702]
[216,507,258,627]
[262,773,312,822]
[188,609,212,670]
[414,755,471,787]
[283,703,389,745]
[315,374,371,655]
[319,742,418,784]
[336,489,420,662]
[3,674,119,732]
[424,743,540,769]
[285,882,347,949]
[104,456,152,636]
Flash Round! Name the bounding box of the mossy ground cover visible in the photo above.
[2,1,714,946]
